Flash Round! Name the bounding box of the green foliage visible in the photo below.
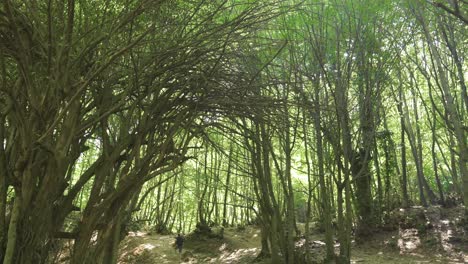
[0,0,466,263]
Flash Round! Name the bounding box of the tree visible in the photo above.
[0,1,280,263]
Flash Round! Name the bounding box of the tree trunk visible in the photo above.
[432,121,445,206]
[198,149,210,229]
[3,195,21,264]
[398,86,410,207]
[303,111,313,263]
[411,85,437,204]
[313,81,334,260]
[0,117,7,259]
[374,141,383,220]
[336,83,353,263]
[402,88,428,206]
[222,145,233,227]
[415,5,468,215]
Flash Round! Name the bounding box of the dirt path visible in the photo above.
[119,214,467,264]
[118,227,264,264]
[118,231,181,264]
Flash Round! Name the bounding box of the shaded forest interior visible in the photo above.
[0,0,467,263]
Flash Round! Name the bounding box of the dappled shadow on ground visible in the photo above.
[118,226,264,264]
[291,206,467,264]
[394,206,467,263]
[119,207,467,264]
[398,228,421,252]
[119,231,181,264]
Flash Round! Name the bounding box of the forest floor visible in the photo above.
[118,206,467,264]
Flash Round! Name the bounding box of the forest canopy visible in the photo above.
[0,0,467,263]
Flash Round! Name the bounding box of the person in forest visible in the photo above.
[174,233,184,254]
